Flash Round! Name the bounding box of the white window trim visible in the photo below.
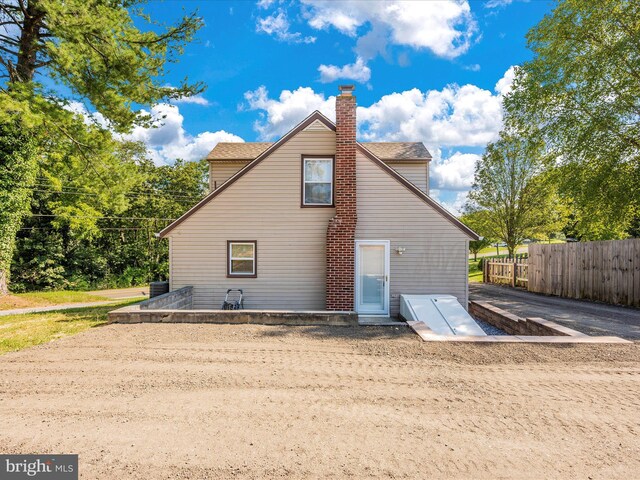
[303,157,334,206]
[228,241,256,276]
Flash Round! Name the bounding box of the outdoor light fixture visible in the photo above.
[396,247,406,255]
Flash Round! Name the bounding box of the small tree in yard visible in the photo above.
[466,132,566,257]
[468,238,492,261]
[460,212,493,261]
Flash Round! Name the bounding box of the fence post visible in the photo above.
[512,258,517,287]
[484,259,489,283]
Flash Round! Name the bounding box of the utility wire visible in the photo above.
[29,189,200,202]
[30,214,176,221]
[12,185,205,201]
[20,227,152,231]
[30,181,208,197]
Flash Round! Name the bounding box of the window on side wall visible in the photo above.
[302,156,334,206]
[227,241,257,277]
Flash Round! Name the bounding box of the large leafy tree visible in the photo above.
[466,132,566,257]
[504,0,640,239]
[0,0,203,293]
[12,157,209,291]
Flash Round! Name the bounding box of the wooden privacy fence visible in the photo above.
[483,256,529,288]
[528,239,640,307]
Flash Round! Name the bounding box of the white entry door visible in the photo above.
[355,240,390,315]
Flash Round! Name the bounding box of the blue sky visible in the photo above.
[127,0,554,213]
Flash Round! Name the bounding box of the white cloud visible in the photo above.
[126,104,243,165]
[256,10,316,44]
[430,150,481,191]
[485,0,515,8]
[244,66,515,146]
[257,0,276,8]
[357,84,503,146]
[63,101,109,129]
[244,86,335,140]
[62,101,243,165]
[464,63,481,72]
[318,57,371,83]
[170,94,210,106]
[301,0,478,60]
[494,65,516,96]
[431,190,469,216]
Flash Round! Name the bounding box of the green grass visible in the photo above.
[0,298,145,355]
[474,239,566,256]
[468,259,483,283]
[475,245,524,256]
[0,291,109,311]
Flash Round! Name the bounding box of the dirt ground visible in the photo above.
[1,324,639,479]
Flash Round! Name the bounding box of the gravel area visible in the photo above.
[1,323,639,479]
[474,318,509,335]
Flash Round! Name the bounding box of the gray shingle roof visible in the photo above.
[208,141,431,161]
[207,142,273,160]
[362,142,431,160]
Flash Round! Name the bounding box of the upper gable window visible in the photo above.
[302,156,334,207]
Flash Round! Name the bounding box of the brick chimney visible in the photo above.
[326,85,357,311]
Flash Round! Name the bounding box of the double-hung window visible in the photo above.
[227,241,257,277]
[302,156,334,206]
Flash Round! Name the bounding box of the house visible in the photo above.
[158,85,478,317]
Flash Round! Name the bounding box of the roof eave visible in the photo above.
[207,158,255,162]
[381,157,432,162]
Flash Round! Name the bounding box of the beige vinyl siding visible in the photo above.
[356,152,469,316]
[169,129,336,309]
[386,161,429,193]
[209,160,250,190]
[305,119,333,132]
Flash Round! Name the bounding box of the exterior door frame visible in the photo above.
[354,240,390,316]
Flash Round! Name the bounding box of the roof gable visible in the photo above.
[159,110,476,240]
[159,110,336,237]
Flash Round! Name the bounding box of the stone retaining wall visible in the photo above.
[109,304,357,327]
[139,286,193,310]
[469,301,585,337]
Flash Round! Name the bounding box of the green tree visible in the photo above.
[503,0,640,239]
[468,238,492,262]
[0,0,203,294]
[466,132,566,257]
[460,212,493,260]
[106,157,209,283]
[13,157,209,291]
[0,124,37,293]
